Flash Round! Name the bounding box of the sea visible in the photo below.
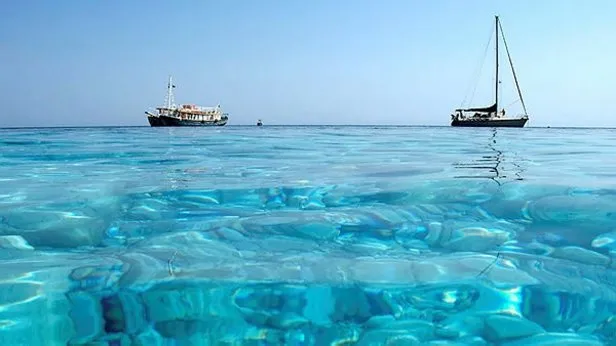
[1,125,616,345]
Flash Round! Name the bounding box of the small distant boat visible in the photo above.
[256,119,263,126]
[451,16,529,128]
[145,76,229,127]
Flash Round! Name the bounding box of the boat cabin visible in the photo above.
[452,103,507,121]
[155,104,224,122]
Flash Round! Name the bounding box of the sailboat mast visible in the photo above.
[495,15,499,114]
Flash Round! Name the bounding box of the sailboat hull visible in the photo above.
[451,117,528,128]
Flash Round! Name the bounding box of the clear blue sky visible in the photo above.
[1,0,615,127]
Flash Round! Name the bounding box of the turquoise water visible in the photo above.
[1,126,616,345]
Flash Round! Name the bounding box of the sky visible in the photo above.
[1,0,615,127]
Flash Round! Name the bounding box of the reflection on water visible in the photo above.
[453,128,525,186]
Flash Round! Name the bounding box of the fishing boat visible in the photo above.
[451,16,529,128]
[256,119,263,126]
[145,76,229,127]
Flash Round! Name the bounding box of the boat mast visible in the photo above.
[165,75,175,110]
[495,15,499,114]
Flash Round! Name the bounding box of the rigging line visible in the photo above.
[504,99,520,109]
[464,25,494,107]
[498,20,527,115]
[461,24,494,108]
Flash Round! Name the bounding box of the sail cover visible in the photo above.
[456,103,497,113]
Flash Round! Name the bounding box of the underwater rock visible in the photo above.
[349,258,414,283]
[524,195,616,228]
[329,286,373,324]
[293,222,340,240]
[523,240,555,256]
[69,262,126,292]
[115,251,171,287]
[423,219,521,252]
[346,241,394,255]
[437,315,485,339]
[384,335,422,346]
[131,327,165,346]
[595,315,616,340]
[442,226,511,252]
[0,235,34,250]
[394,224,430,249]
[591,231,616,250]
[382,319,436,341]
[427,336,489,345]
[143,285,239,324]
[303,285,335,325]
[268,312,310,329]
[88,333,133,346]
[314,325,361,345]
[237,213,343,241]
[500,332,604,346]
[66,291,103,343]
[205,226,248,242]
[257,235,321,253]
[139,231,240,259]
[517,283,616,335]
[18,218,106,248]
[434,325,460,339]
[115,291,147,335]
[364,315,398,329]
[483,314,545,342]
[237,326,286,344]
[357,329,421,346]
[232,284,311,329]
[551,246,610,266]
[0,203,113,248]
[396,284,480,313]
[153,319,209,339]
[425,222,444,246]
[101,295,126,334]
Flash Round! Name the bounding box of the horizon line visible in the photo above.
[1,124,615,130]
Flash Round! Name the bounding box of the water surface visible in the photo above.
[1,126,615,345]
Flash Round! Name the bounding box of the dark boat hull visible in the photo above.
[451,117,528,128]
[147,115,228,127]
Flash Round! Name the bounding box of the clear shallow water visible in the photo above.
[1,125,616,345]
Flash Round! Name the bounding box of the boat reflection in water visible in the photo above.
[453,127,525,186]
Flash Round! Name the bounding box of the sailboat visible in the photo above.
[451,16,529,128]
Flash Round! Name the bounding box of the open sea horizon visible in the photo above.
[1,125,616,345]
[3,124,616,129]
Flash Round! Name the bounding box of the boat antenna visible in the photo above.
[165,75,175,109]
